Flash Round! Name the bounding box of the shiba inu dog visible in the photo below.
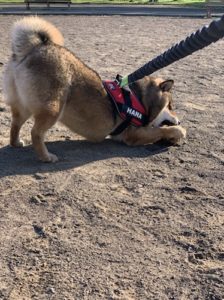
[3,16,186,162]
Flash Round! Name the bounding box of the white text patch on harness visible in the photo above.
[103,80,148,127]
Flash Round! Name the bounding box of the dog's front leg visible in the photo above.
[123,125,186,146]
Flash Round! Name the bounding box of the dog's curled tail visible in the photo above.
[11,16,64,61]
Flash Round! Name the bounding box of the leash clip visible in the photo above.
[115,74,123,86]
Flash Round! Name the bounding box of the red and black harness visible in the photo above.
[103,77,149,136]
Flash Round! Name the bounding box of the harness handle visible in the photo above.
[120,15,224,87]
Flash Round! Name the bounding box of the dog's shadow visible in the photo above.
[0,139,171,179]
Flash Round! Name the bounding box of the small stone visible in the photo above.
[137,184,143,188]
[0,107,6,112]
[34,173,47,180]
[33,224,46,238]
[30,196,42,204]
[46,287,55,294]
[30,194,46,204]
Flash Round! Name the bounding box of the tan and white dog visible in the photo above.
[3,16,186,162]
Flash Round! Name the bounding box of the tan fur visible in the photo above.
[3,17,186,162]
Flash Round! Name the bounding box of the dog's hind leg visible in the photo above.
[10,105,31,147]
[31,103,63,163]
[4,64,31,147]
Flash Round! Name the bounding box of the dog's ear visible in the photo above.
[159,80,174,92]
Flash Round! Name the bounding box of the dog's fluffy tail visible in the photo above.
[11,16,64,61]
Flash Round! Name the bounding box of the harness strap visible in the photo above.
[103,76,149,136]
[110,118,131,136]
[109,88,132,136]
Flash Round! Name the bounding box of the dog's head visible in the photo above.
[130,76,180,127]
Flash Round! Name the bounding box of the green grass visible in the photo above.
[157,0,205,5]
[0,0,23,2]
[0,0,206,5]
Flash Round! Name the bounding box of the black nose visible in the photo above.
[177,121,181,125]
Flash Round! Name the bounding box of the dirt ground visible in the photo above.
[0,15,223,300]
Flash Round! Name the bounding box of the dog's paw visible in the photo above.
[10,139,25,148]
[167,126,187,144]
[40,153,59,163]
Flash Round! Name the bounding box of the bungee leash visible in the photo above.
[120,15,224,87]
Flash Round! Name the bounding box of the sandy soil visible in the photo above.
[0,15,223,300]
